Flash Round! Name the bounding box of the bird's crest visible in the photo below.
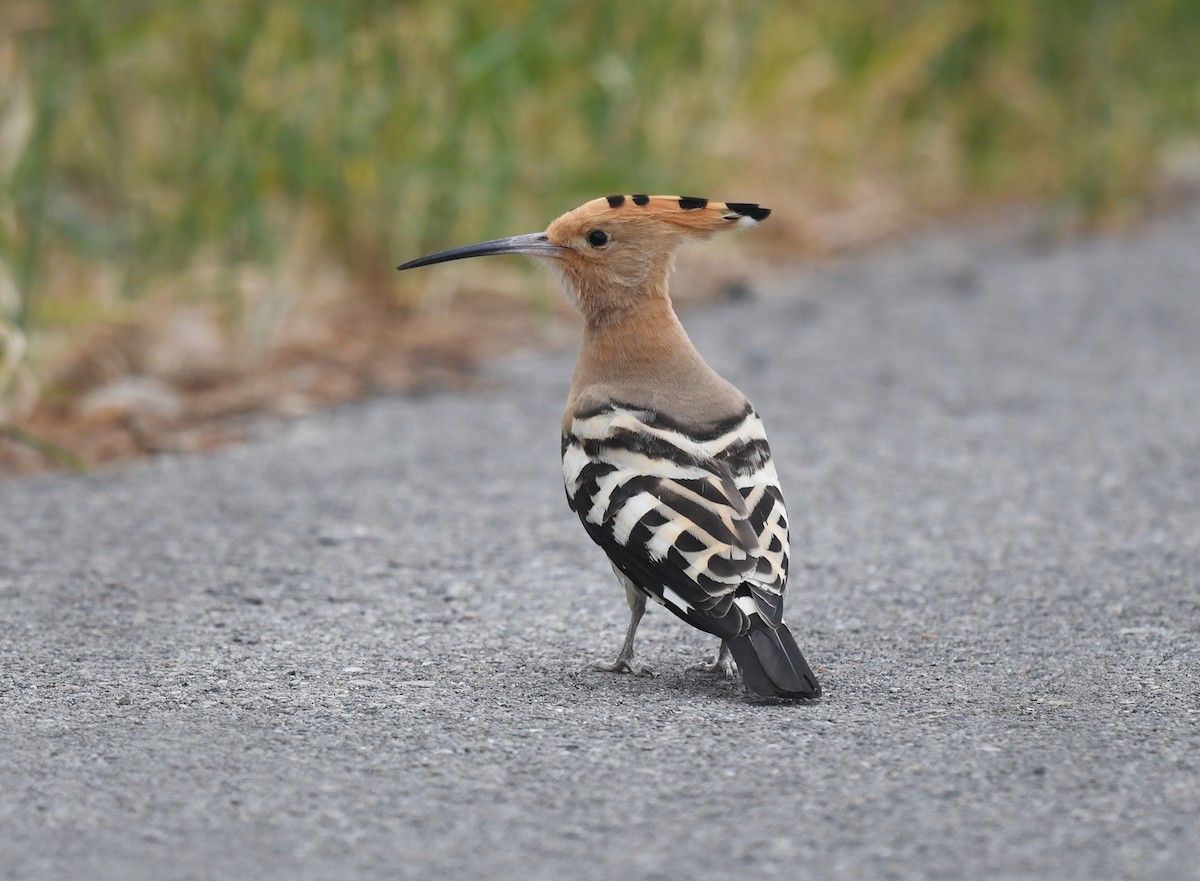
[552,194,771,239]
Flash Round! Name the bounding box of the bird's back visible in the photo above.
[562,389,791,639]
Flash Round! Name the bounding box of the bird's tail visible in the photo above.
[727,621,821,699]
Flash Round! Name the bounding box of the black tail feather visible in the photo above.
[727,621,821,699]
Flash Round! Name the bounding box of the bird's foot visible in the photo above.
[588,655,654,677]
[686,652,738,679]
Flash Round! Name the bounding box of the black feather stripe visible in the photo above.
[673,531,708,553]
[720,438,773,476]
[631,194,650,205]
[643,402,754,440]
[572,400,753,441]
[706,554,755,581]
[594,430,706,468]
[573,460,618,516]
[706,592,735,619]
[625,516,657,556]
[638,507,669,529]
[748,486,782,532]
[605,194,626,208]
[654,485,745,549]
[678,196,708,210]
[724,202,771,222]
[665,546,691,575]
[677,475,746,511]
[600,474,657,530]
[699,569,748,594]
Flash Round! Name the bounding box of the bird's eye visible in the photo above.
[586,230,610,248]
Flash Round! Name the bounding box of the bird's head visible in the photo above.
[397,195,770,322]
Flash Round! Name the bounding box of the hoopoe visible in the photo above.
[398,194,820,699]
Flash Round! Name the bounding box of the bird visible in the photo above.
[397,194,820,699]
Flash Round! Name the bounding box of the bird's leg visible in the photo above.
[687,640,737,678]
[589,590,653,677]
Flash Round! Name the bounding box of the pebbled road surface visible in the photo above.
[2,207,1199,881]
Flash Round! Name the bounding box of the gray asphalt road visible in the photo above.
[2,206,1199,881]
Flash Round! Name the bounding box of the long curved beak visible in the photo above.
[396,232,563,271]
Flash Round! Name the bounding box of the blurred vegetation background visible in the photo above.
[1,0,1198,459]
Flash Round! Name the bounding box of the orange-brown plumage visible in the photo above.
[397,194,820,699]
[544,195,769,320]
[538,195,770,426]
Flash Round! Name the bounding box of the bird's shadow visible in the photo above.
[565,663,823,708]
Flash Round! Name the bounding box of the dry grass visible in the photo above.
[1,1,1198,472]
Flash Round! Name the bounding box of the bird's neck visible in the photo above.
[578,290,692,369]
[568,290,743,419]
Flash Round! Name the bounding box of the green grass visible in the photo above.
[1,0,1198,409]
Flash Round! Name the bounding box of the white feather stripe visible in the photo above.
[641,417,766,460]
[694,415,767,456]
[645,487,763,562]
[638,511,741,566]
[662,586,694,613]
[734,460,778,490]
[758,528,787,554]
[570,410,765,461]
[734,594,760,616]
[738,486,766,515]
[568,409,657,442]
[592,448,713,481]
[611,492,660,546]
[760,519,789,552]
[643,515,687,560]
[561,442,590,494]
[655,495,755,559]
[585,469,634,524]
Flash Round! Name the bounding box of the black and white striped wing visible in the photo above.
[562,401,790,639]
